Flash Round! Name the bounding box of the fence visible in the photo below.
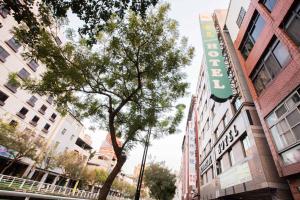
[0,174,129,200]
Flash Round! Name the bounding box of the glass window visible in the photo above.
[261,0,277,12]
[0,46,9,62]
[286,93,300,109]
[286,110,300,127]
[31,116,40,123]
[250,15,265,42]
[47,96,53,104]
[39,105,47,114]
[6,37,21,52]
[0,91,9,105]
[264,54,281,78]
[50,113,57,121]
[18,68,30,80]
[273,41,291,67]
[0,5,9,18]
[27,60,39,72]
[242,135,251,151]
[43,123,50,131]
[19,107,28,115]
[275,104,287,118]
[236,7,246,27]
[281,145,300,165]
[27,96,37,107]
[284,2,300,46]
[229,149,235,166]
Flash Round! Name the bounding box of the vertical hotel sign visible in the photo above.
[199,14,233,102]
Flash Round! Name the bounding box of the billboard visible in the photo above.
[199,14,233,102]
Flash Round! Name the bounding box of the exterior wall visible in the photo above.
[0,9,91,177]
[196,9,291,200]
[226,0,251,41]
[228,0,300,199]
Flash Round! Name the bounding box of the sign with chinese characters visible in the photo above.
[220,162,252,189]
[200,154,212,174]
[199,14,233,103]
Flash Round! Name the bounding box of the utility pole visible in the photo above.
[134,129,151,200]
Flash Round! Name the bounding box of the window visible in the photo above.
[240,12,265,59]
[17,107,29,119]
[54,141,60,149]
[251,39,291,95]
[236,7,246,27]
[42,123,51,133]
[27,60,39,72]
[283,2,300,46]
[0,91,9,106]
[61,128,67,135]
[9,120,18,127]
[0,5,9,18]
[30,116,40,126]
[266,89,300,165]
[50,113,57,122]
[242,135,251,156]
[5,37,21,52]
[39,105,47,115]
[0,46,9,62]
[47,96,53,104]
[27,96,37,107]
[18,68,30,80]
[260,0,277,12]
[216,159,222,175]
[70,134,75,140]
[54,36,62,46]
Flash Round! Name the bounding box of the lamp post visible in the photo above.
[134,129,151,200]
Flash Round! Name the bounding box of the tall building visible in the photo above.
[0,5,92,185]
[195,8,291,200]
[226,0,300,198]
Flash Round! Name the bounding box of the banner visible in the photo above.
[199,14,233,102]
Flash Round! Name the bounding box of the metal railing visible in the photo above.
[0,174,129,200]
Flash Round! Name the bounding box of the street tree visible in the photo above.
[0,121,45,174]
[0,0,159,44]
[82,168,109,192]
[144,162,176,200]
[13,4,194,199]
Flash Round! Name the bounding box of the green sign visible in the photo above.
[199,14,233,102]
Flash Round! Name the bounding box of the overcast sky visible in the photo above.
[85,0,230,175]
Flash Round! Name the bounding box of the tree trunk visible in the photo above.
[1,158,18,174]
[98,155,126,200]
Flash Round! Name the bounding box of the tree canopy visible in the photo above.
[1,0,159,44]
[12,3,193,199]
[144,162,177,200]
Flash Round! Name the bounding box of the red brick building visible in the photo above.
[230,0,300,198]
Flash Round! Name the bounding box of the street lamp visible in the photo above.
[134,129,151,200]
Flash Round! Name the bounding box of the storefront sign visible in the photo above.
[220,162,252,189]
[200,155,212,174]
[199,14,233,103]
[215,112,247,159]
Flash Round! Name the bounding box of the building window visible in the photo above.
[50,113,57,122]
[242,135,251,157]
[54,36,62,46]
[228,149,235,166]
[5,37,21,52]
[18,68,30,80]
[54,141,60,149]
[260,0,277,12]
[266,89,300,164]
[240,12,265,59]
[283,2,300,46]
[17,107,29,119]
[27,59,39,72]
[216,159,222,175]
[9,120,18,127]
[236,7,246,28]
[39,105,47,115]
[70,134,75,140]
[251,38,291,95]
[42,123,51,133]
[0,91,9,106]
[0,5,9,18]
[47,96,53,104]
[30,116,40,126]
[27,96,37,107]
[0,46,9,62]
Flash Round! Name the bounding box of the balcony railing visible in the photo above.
[0,174,129,200]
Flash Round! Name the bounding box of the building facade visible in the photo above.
[227,0,300,198]
[196,9,291,200]
[0,6,92,185]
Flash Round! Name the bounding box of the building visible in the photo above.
[226,0,300,198]
[181,96,199,200]
[0,6,92,185]
[195,8,292,200]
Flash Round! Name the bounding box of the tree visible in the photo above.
[0,121,45,174]
[112,178,136,198]
[13,4,194,199]
[144,162,176,200]
[0,0,159,44]
[83,168,109,192]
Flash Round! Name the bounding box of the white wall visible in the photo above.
[225,0,251,41]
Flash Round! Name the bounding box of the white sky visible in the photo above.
[74,0,230,175]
